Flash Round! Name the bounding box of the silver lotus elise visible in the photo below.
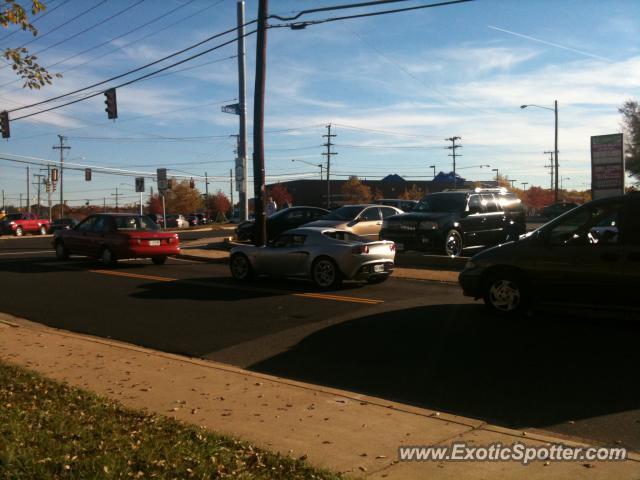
[229,227,396,289]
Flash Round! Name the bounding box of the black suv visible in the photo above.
[380,189,526,256]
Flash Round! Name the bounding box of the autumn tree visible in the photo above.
[163,180,203,214]
[268,183,292,208]
[399,184,424,200]
[206,190,231,222]
[2,1,61,89]
[619,100,640,180]
[341,176,372,204]
[147,195,163,215]
[524,186,554,212]
[373,187,384,200]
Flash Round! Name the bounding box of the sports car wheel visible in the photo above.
[39,225,48,235]
[230,253,253,281]
[14,226,23,237]
[483,272,528,316]
[444,229,463,257]
[311,257,342,289]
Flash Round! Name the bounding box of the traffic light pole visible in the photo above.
[237,0,249,222]
[53,135,70,218]
[252,0,268,246]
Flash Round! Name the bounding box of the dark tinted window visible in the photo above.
[309,209,327,220]
[323,230,368,242]
[360,208,381,221]
[5,213,22,221]
[548,201,623,246]
[271,234,306,247]
[414,193,467,213]
[481,194,498,213]
[468,195,483,213]
[380,207,398,218]
[114,216,158,231]
[77,216,97,232]
[285,209,306,221]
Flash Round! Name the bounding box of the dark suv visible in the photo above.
[380,189,526,256]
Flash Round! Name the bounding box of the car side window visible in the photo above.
[548,202,624,246]
[285,210,305,221]
[380,207,397,218]
[271,234,292,248]
[467,195,483,213]
[481,194,498,213]
[77,216,97,232]
[290,234,306,246]
[360,208,381,222]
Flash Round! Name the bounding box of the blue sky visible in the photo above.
[0,0,639,207]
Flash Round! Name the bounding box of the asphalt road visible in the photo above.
[1,235,639,452]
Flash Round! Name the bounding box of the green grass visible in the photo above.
[0,362,343,479]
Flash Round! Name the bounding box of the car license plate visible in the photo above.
[396,243,404,251]
[373,264,385,273]
[148,240,161,246]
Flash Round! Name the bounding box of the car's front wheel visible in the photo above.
[14,226,23,237]
[39,225,48,235]
[55,241,69,260]
[311,257,342,289]
[444,229,463,257]
[101,247,117,267]
[230,253,254,281]
[483,272,528,316]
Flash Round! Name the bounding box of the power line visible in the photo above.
[14,0,108,51]
[10,30,255,122]
[336,143,445,149]
[269,0,417,21]
[7,19,257,114]
[0,0,201,90]
[332,123,443,139]
[0,0,73,45]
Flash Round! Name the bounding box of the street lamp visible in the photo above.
[561,177,571,190]
[520,100,559,202]
[509,179,517,189]
[429,165,436,178]
[491,168,499,181]
[291,158,324,180]
[521,182,529,190]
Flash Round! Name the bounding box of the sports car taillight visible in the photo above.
[352,245,369,254]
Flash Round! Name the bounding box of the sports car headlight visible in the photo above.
[418,220,438,230]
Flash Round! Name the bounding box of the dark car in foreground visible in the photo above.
[380,188,526,256]
[235,206,329,242]
[53,213,180,266]
[459,193,639,318]
[542,202,579,219]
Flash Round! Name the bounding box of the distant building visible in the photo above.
[265,173,498,208]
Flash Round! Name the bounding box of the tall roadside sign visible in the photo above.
[591,134,625,200]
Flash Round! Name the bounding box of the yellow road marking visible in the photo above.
[89,269,383,305]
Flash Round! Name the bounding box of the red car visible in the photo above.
[53,214,180,266]
[0,213,51,236]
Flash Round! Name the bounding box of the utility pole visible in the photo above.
[445,136,462,188]
[252,0,268,246]
[204,171,209,198]
[111,188,121,212]
[103,197,106,213]
[322,124,337,208]
[52,135,70,218]
[237,0,249,222]
[42,166,52,221]
[554,100,559,203]
[26,166,30,213]
[33,173,44,215]
[229,168,234,216]
[1,189,4,210]
[544,151,554,191]
[19,193,22,212]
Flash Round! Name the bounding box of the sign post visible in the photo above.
[591,134,625,200]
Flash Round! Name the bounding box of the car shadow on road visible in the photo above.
[250,303,640,432]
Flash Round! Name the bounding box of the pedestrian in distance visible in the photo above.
[266,197,277,216]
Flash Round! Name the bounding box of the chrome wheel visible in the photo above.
[312,258,338,288]
[445,230,463,257]
[39,225,48,235]
[230,254,252,281]
[14,227,23,237]
[488,279,521,312]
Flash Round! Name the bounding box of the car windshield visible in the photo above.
[322,206,365,221]
[114,216,158,231]
[413,194,466,213]
[4,213,22,220]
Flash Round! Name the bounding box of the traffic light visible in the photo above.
[189,177,195,189]
[104,88,117,120]
[0,110,9,139]
[85,168,92,181]
[51,168,58,182]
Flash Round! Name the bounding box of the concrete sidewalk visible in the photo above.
[1,313,637,479]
